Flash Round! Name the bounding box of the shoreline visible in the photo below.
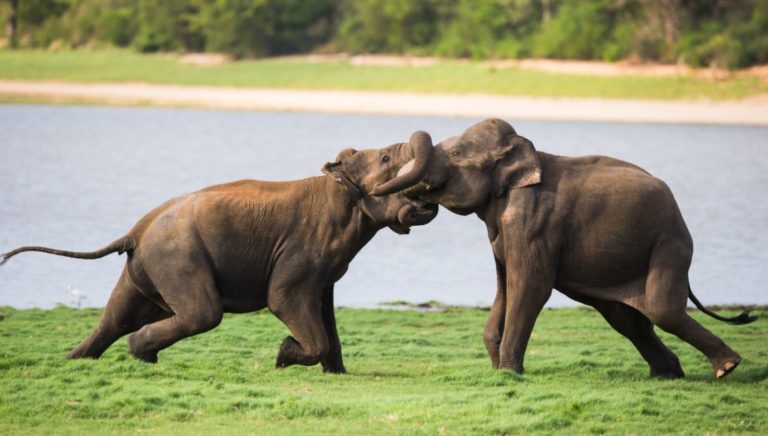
[2,79,768,125]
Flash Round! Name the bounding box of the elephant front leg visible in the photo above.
[271,288,329,369]
[498,256,555,373]
[498,286,552,373]
[483,259,506,369]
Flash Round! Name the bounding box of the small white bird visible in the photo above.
[65,285,86,308]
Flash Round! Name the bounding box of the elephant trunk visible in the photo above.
[397,201,439,227]
[370,131,433,196]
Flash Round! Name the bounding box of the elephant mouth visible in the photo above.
[388,223,411,235]
[404,178,447,203]
[407,179,475,216]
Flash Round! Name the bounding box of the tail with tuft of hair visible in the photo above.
[1,237,134,266]
[688,287,757,325]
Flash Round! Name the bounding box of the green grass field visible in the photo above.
[1,49,766,101]
[0,306,765,434]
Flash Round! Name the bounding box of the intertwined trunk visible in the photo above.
[370,131,433,197]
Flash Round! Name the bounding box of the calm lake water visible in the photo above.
[1,105,766,309]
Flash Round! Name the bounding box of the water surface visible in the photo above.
[1,105,766,309]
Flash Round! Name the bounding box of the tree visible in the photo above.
[5,0,18,48]
[336,0,440,54]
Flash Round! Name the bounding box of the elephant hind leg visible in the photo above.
[67,268,169,360]
[574,295,684,378]
[126,266,222,363]
[638,243,741,378]
[320,285,346,374]
[652,311,741,378]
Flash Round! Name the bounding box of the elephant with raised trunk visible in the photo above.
[376,119,755,379]
[1,132,437,372]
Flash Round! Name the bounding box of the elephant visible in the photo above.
[1,132,437,372]
[376,118,755,379]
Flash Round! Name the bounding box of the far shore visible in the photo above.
[2,79,768,125]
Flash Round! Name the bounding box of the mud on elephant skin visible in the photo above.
[1,132,437,373]
[383,118,756,379]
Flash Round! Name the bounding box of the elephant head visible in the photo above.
[389,119,542,215]
[321,131,438,234]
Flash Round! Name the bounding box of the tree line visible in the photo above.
[3,0,767,68]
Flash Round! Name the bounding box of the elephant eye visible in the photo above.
[381,155,390,163]
[451,150,461,157]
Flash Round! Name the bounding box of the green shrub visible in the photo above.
[199,0,335,58]
[196,0,272,57]
[533,0,615,60]
[133,0,200,53]
[676,22,745,69]
[700,33,745,69]
[336,0,439,54]
[98,7,138,47]
[730,0,768,66]
[433,0,529,59]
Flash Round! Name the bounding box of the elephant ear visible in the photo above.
[321,148,358,184]
[492,134,542,197]
[321,161,344,184]
[321,152,362,201]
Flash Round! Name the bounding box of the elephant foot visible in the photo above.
[321,357,347,374]
[487,351,500,369]
[276,336,301,369]
[131,350,158,364]
[66,338,109,360]
[66,345,95,360]
[128,334,158,364]
[498,361,524,374]
[649,356,685,379]
[322,364,347,374]
[715,358,741,379]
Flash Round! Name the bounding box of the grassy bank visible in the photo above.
[0,306,765,434]
[1,50,766,101]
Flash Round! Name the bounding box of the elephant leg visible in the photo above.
[496,235,556,373]
[498,284,552,373]
[483,258,506,369]
[498,258,554,373]
[567,293,683,378]
[320,285,346,374]
[127,267,222,363]
[640,244,741,378]
[67,268,168,360]
[271,289,329,369]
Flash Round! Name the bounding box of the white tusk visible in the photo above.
[397,159,415,177]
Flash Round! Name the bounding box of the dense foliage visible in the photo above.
[2,0,767,68]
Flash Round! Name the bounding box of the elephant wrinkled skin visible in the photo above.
[1,133,437,372]
[391,119,755,379]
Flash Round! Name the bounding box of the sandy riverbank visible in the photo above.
[1,79,767,125]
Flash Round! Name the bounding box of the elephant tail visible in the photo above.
[688,287,757,325]
[0,236,134,266]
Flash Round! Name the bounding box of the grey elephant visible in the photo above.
[375,119,755,379]
[1,133,437,372]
